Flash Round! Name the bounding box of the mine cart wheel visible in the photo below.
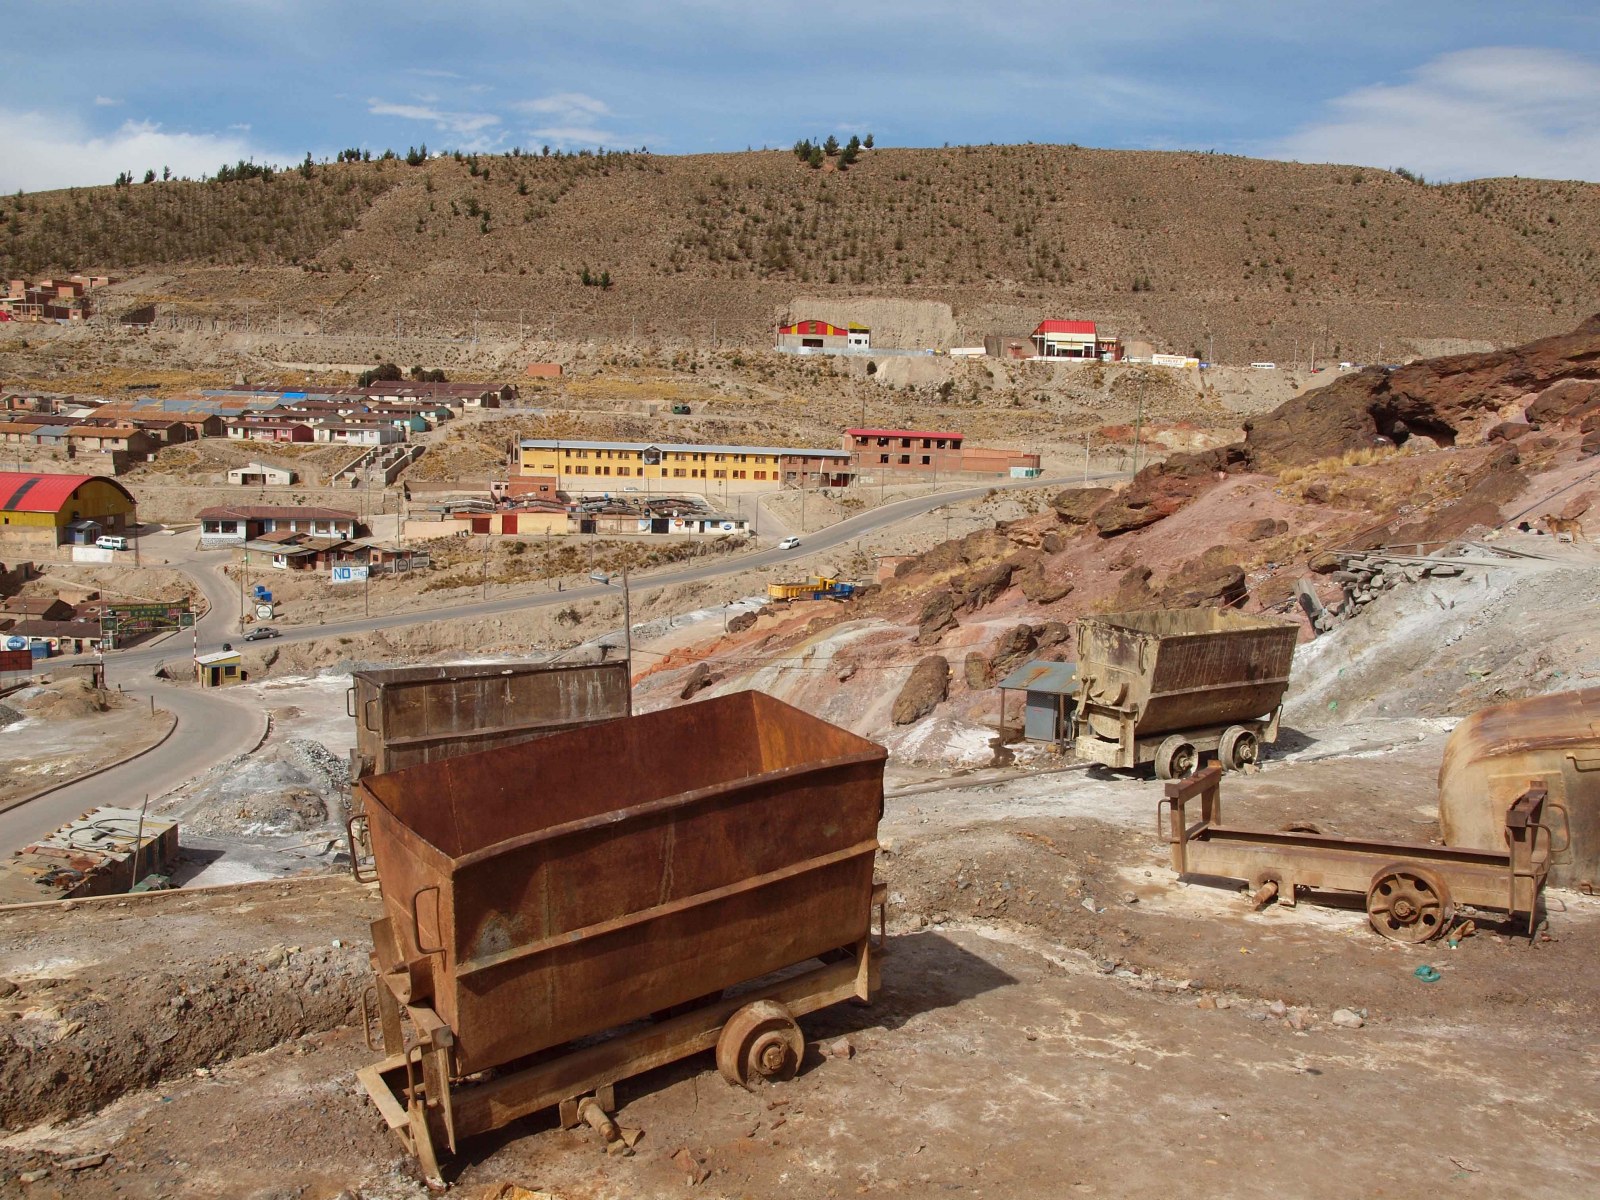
[1367,863,1455,943]
[1154,735,1200,781]
[1219,726,1261,772]
[716,1000,804,1089]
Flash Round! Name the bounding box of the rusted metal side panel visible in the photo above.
[1438,686,1600,888]
[361,690,887,1076]
[351,660,631,778]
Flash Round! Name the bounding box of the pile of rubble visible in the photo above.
[1299,551,1468,633]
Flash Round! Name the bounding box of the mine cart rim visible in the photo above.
[1220,725,1260,771]
[1155,735,1200,781]
[1366,862,1455,943]
[717,999,804,1088]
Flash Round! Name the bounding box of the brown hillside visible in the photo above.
[5,146,1600,360]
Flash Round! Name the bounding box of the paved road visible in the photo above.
[105,473,1110,670]
[0,681,264,854]
[9,473,1112,855]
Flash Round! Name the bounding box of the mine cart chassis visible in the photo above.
[356,884,886,1189]
[1076,707,1282,779]
[1161,767,1559,942]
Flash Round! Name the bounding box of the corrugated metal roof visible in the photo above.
[518,438,849,458]
[995,660,1079,693]
[0,472,132,514]
[1033,320,1098,337]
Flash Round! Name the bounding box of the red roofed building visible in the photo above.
[776,319,871,352]
[843,428,1040,479]
[0,472,137,548]
[1031,319,1122,361]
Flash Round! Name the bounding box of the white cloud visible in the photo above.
[516,92,611,119]
[93,95,122,107]
[367,97,501,143]
[0,109,281,192]
[1269,47,1600,182]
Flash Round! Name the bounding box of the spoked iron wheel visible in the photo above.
[1366,863,1454,943]
[1219,725,1260,772]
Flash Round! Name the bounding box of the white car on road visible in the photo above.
[777,536,801,550]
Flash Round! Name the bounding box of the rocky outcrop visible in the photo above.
[1161,562,1247,609]
[1230,518,1287,542]
[726,610,758,634]
[1526,379,1600,428]
[679,662,716,699]
[954,561,1015,611]
[964,652,993,689]
[892,656,950,725]
[1091,447,1245,537]
[916,591,958,645]
[1050,487,1113,525]
[989,624,1037,676]
[1017,564,1073,604]
[1245,313,1600,470]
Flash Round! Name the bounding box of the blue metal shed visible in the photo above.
[996,660,1079,742]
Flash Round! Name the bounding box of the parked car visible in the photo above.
[244,626,281,641]
[777,536,801,550]
[95,535,130,551]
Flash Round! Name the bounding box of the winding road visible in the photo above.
[5,473,1108,854]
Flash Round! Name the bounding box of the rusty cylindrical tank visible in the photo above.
[1438,686,1600,889]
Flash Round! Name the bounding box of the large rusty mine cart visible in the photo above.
[1073,608,1300,779]
[350,690,888,1185]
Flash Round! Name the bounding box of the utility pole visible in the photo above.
[622,563,632,675]
[1083,432,1090,486]
[1131,376,1146,476]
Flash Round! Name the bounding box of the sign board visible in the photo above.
[100,603,195,650]
[0,649,32,673]
[330,565,369,584]
[255,603,275,620]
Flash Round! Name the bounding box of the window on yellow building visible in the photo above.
[673,469,686,478]
[713,470,726,479]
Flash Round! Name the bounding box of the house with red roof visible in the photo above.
[776,319,871,353]
[0,471,137,548]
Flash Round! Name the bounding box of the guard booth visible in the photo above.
[997,660,1079,742]
[195,648,242,687]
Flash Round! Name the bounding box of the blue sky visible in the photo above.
[5,1,1600,191]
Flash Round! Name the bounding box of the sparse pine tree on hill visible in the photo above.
[808,145,824,169]
[824,135,840,157]
[863,132,874,148]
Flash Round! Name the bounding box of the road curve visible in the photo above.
[0,683,264,855]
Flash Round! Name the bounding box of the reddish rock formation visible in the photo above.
[1244,313,1600,470]
[892,655,950,724]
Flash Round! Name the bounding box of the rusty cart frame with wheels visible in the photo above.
[346,691,889,1187]
[1160,766,1560,942]
[1072,608,1300,780]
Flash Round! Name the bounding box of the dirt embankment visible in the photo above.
[0,876,379,1131]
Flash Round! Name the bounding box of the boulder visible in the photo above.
[1485,421,1532,442]
[964,652,993,690]
[1526,379,1600,428]
[954,561,1015,611]
[892,656,949,725]
[679,662,715,700]
[1112,565,1155,609]
[726,610,758,634]
[1560,491,1595,520]
[1017,565,1073,604]
[989,624,1038,675]
[1041,531,1066,554]
[916,591,958,645]
[1032,620,1072,650]
[1230,517,1288,542]
[1050,487,1113,525]
[1162,562,1247,609]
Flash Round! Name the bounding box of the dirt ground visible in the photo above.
[0,728,1595,1199]
[0,682,171,806]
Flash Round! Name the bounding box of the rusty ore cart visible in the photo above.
[350,690,888,1185]
[1073,608,1299,779]
[1162,766,1557,941]
[347,659,631,781]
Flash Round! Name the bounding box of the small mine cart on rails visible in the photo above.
[1162,766,1557,941]
[1073,608,1300,779]
[347,690,888,1186]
